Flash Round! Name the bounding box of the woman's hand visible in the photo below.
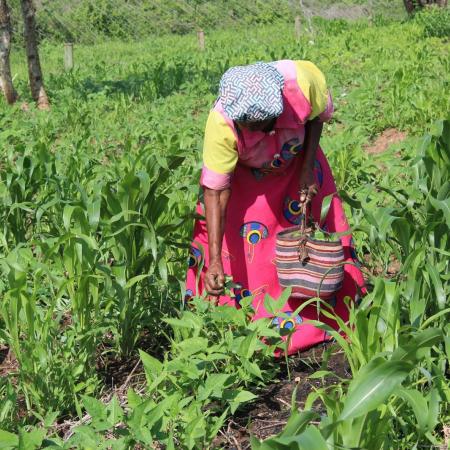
[204,187,230,299]
[204,259,225,298]
[299,165,318,203]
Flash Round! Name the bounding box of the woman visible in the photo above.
[186,60,365,354]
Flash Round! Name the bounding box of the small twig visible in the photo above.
[253,418,288,424]
[218,429,238,449]
[255,421,287,432]
[227,418,246,431]
[62,413,92,440]
[275,397,292,409]
[230,434,243,450]
[119,359,142,393]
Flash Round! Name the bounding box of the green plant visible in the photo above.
[253,327,446,449]
[0,296,282,449]
[414,5,450,38]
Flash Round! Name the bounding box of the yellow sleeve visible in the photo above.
[203,110,238,175]
[294,61,329,120]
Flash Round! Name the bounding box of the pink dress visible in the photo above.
[186,60,366,354]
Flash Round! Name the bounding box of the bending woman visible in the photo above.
[186,60,365,354]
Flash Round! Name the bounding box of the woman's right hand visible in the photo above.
[204,259,225,298]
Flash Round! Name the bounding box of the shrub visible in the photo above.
[414,5,450,38]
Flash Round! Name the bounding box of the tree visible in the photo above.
[0,0,17,104]
[403,0,448,13]
[20,0,50,110]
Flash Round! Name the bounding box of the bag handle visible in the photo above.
[297,198,310,263]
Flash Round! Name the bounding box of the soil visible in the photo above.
[0,345,19,378]
[443,425,450,448]
[95,328,174,416]
[364,128,407,155]
[97,350,144,392]
[213,342,349,449]
[0,345,8,365]
[363,253,402,279]
[96,329,161,391]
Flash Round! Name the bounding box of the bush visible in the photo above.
[414,5,450,38]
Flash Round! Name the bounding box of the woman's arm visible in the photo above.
[299,117,323,202]
[203,187,231,296]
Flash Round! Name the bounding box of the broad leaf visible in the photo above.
[340,359,412,420]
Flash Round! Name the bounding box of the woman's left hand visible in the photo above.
[299,166,318,203]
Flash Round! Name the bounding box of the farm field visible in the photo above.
[0,12,449,450]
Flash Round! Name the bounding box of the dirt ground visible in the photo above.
[364,128,408,155]
[214,342,348,449]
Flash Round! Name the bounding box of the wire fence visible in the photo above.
[8,0,295,44]
[6,0,407,46]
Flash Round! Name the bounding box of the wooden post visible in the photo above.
[197,29,205,51]
[295,16,301,40]
[64,43,73,71]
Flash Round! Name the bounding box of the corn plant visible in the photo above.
[345,119,450,326]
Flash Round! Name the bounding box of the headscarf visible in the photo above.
[218,62,284,122]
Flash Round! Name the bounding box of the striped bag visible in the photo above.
[275,202,345,300]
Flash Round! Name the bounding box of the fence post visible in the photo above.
[64,43,73,71]
[197,30,205,51]
[295,16,301,40]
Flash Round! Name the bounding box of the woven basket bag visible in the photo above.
[275,200,345,300]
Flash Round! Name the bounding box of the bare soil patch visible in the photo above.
[363,253,402,279]
[364,128,407,155]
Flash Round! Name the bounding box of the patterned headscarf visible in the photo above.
[218,62,284,122]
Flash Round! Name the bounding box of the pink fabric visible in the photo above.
[319,92,334,123]
[200,165,233,190]
[275,60,312,125]
[186,143,366,354]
